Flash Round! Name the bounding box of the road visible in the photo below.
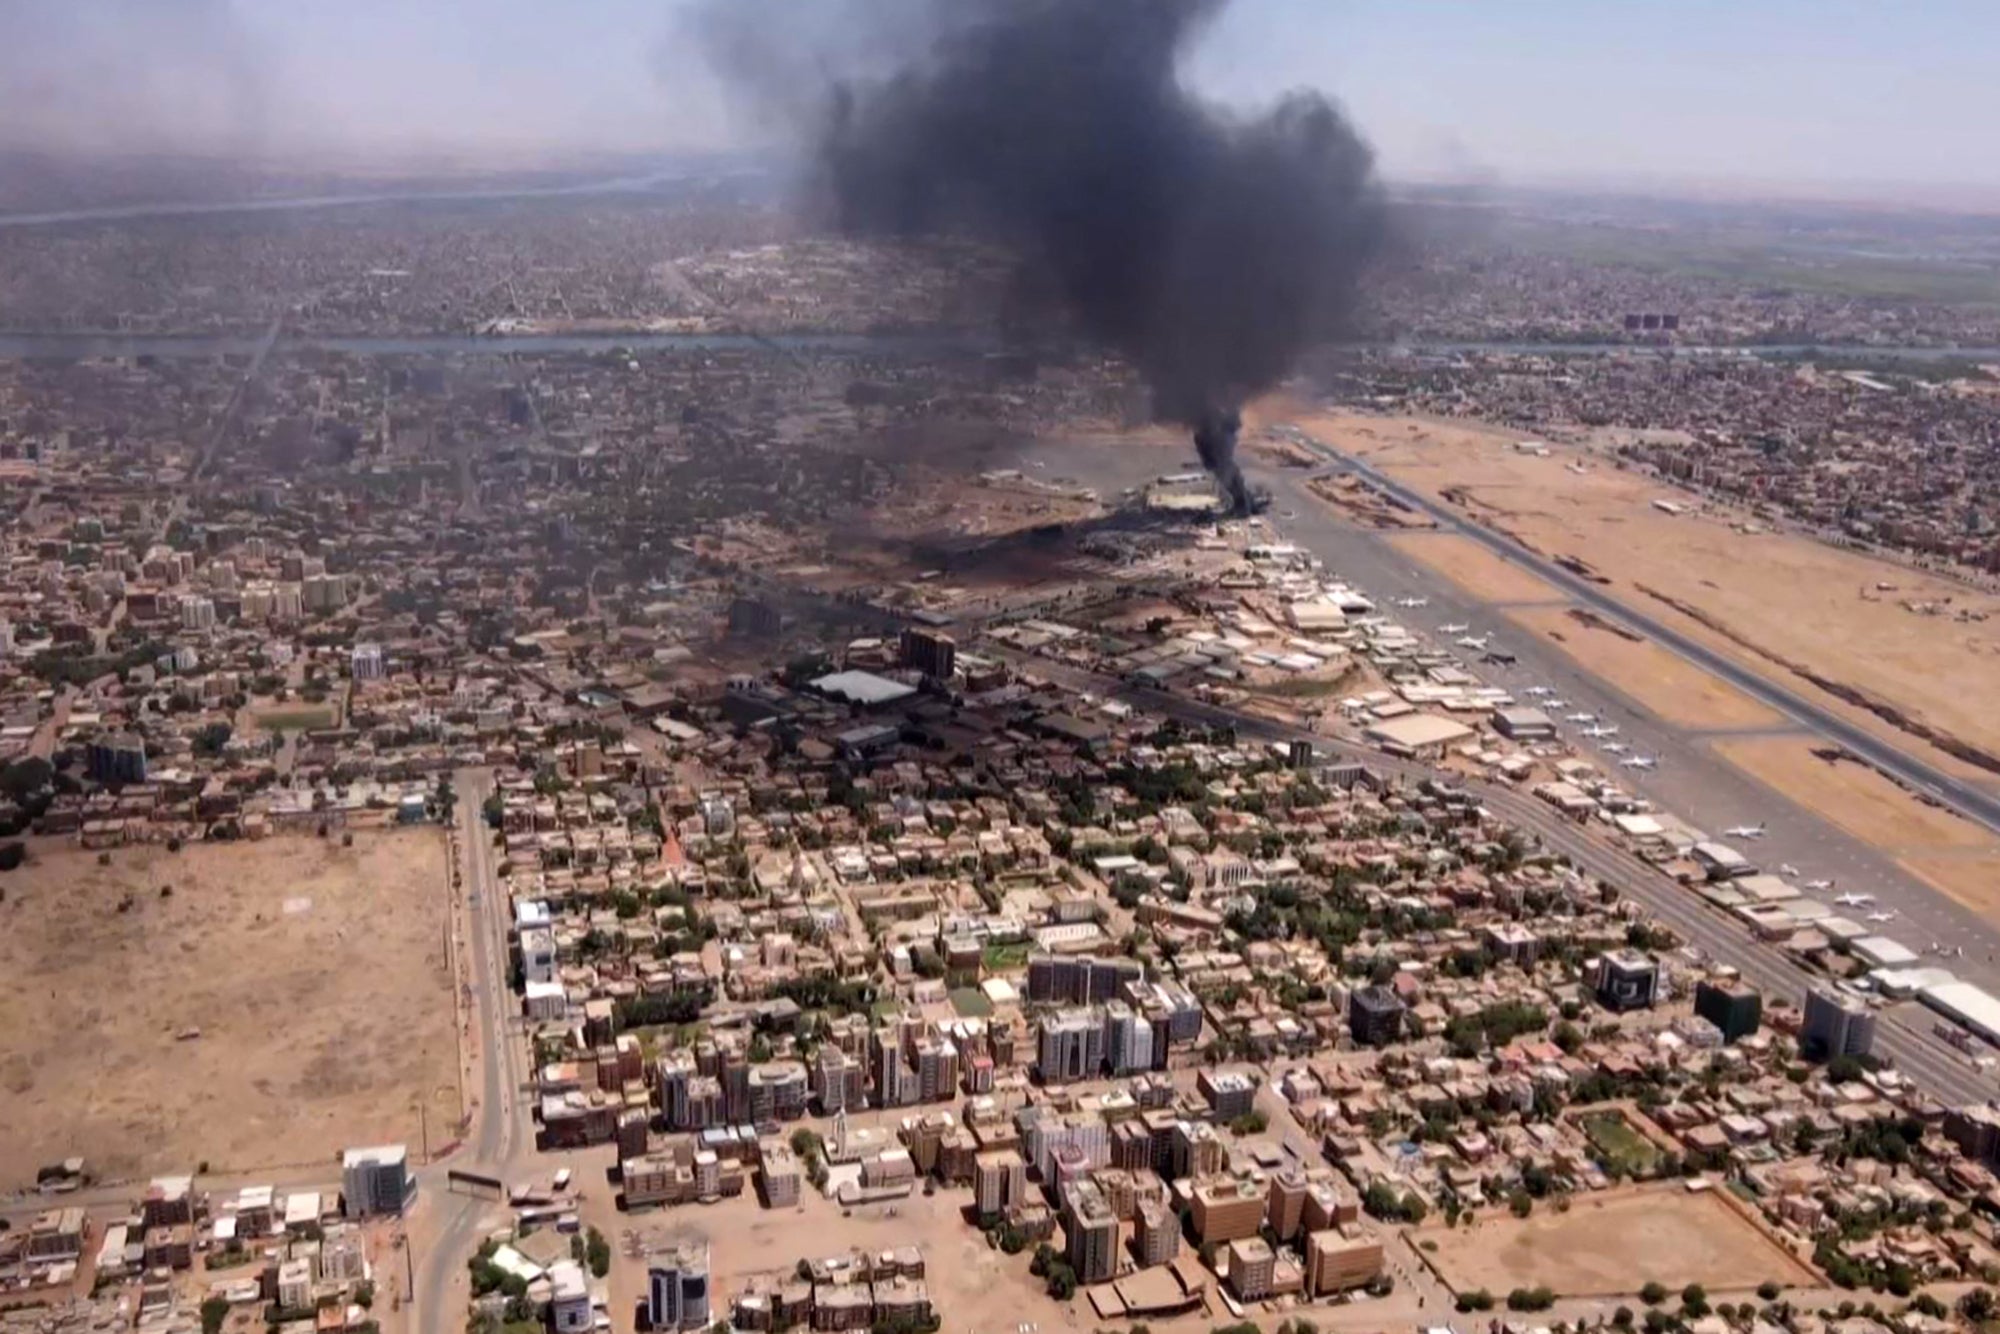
[408,769,535,1333]
[1306,441,2000,836]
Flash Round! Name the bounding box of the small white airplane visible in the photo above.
[1808,879,1837,892]
[1524,686,1554,697]
[1455,635,1490,650]
[1621,755,1659,770]
[1546,697,1569,709]
[1440,622,1469,634]
[1565,711,1597,724]
[1724,823,1766,839]
[1602,742,1630,755]
[1396,596,1429,608]
[1834,891,1875,906]
[1866,911,1898,923]
[1582,724,1620,738]
[1778,863,1800,877]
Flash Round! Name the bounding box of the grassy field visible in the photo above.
[980,941,1030,971]
[253,704,340,731]
[949,987,994,1017]
[1582,1111,1661,1177]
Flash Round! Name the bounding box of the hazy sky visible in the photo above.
[3,0,1995,199]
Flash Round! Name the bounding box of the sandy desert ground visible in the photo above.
[1713,736,2000,918]
[1421,1185,1816,1297]
[1286,407,2000,790]
[1507,603,1785,730]
[0,831,459,1186]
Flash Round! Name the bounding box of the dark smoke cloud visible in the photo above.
[694,0,1387,511]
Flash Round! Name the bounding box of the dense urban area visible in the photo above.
[5,164,2000,1334]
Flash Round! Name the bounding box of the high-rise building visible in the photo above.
[350,643,386,681]
[340,1145,410,1217]
[1028,955,1143,1006]
[1266,1167,1308,1242]
[1190,1177,1265,1246]
[1198,1069,1257,1122]
[899,627,957,681]
[1694,978,1763,1044]
[1062,1179,1119,1286]
[1304,1232,1384,1295]
[1226,1237,1275,1301]
[1597,951,1661,1012]
[180,596,216,631]
[1134,1198,1179,1268]
[1347,986,1404,1047]
[1037,1008,1105,1085]
[974,1149,1027,1219]
[1803,986,1877,1061]
[1104,1002,1153,1076]
[814,1048,867,1115]
[86,733,149,787]
[648,1242,711,1331]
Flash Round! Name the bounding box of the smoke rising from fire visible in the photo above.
[695,0,1387,510]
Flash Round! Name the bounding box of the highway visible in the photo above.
[409,769,535,1334]
[1303,440,2000,838]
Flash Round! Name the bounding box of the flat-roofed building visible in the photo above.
[1304,1231,1384,1295]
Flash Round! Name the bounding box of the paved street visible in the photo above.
[408,769,536,1333]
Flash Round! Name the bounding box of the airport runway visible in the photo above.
[1305,443,2000,832]
[1249,464,2000,1003]
[1005,436,2000,1105]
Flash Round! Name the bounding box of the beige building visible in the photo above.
[1304,1231,1384,1295]
[1190,1177,1265,1246]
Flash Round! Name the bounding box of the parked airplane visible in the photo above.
[1440,622,1469,634]
[1582,725,1620,738]
[1524,686,1553,697]
[1565,712,1597,723]
[1866,911,1898,923]
[1724,823,1767,839]
[1834,892,1876,906]
[1807,879,1836,892]
[1455,635,1490,650]
[1395,596,1429,608]
[1545,698,1569,709]
[1602,742,1629,755]
[1778,864,1800,877]
[1620,755,1659,770]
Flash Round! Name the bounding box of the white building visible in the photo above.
[341,1144,410,1217]
[181,596,216,631]
[351,643,386,681]
[548,1259,592,1334]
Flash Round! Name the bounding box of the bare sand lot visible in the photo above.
[0,832,458,1186]
[1714,736,1996,853]
[1283,407,2000,786]
[596,1180,1046,1334]
[1508,604,1785,730]
[1899,853,2000,921]
[1384,531,1566,605]
[1423,1185,1817,1297]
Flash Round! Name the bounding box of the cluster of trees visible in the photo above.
[570,1226,611,1279]
[618,990,710,1028]
[1029,1243,1076,1300]
[1442,1000,1548,1058]
[1507,1286,1557,1312]
[1361,1180,1428,1224]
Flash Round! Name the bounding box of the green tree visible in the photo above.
[585,1226,611,1279]
[1640,1281,1668,1306]
[200,1296,230,1334]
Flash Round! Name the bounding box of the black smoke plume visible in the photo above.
[697,0,1386,512]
